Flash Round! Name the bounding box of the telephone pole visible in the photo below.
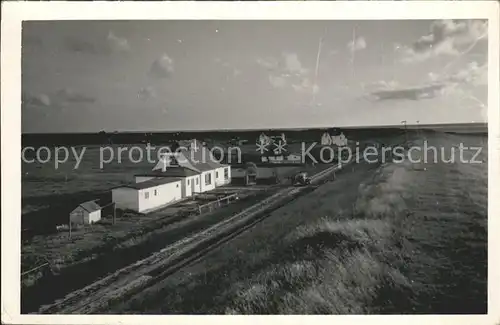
[401,120,408,145]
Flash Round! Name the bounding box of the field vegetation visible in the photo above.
[112,133,487,314]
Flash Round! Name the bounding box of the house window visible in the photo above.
[187,179,190,185]
[224,168,229,180]
[196,178,199,185]
[154,189,158,196]
[216,171,219,178]
[145,192,150,199]
[177,184,179,188]
[205,173,212,185]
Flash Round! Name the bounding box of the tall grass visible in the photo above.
[102,134,487,314]
[223,139,487,314]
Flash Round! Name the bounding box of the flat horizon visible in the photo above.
[21,122,488,135]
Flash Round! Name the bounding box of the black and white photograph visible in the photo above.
[1,1,499,323]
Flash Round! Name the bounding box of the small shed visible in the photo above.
[69,200,102,226]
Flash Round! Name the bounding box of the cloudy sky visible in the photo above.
[22,20,488,133]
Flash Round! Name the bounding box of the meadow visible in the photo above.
[110,132,487,314]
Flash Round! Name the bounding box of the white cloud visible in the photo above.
[258,53,308,76]
[448,61,487,86]
[233,68,242,77]
[282,52,308,75]
[428,72,440,82]
[400,38,460,63]
[150,54,174,79]
[420,60,487,105]
[399,20,488,63]
[269,75,287,89]
[347,37,367,52]
[138,86,156,100]
[428,61,487,87]
[215,58,242,78]
[23,88,97,109]
[55,88,96,104]
[258,53,316,94]
[65,32,130,55]
[365,80,399,91]
[23,93,51,107]
[107,31,130,52]
[256,57,278,70]
[292,78,319,94]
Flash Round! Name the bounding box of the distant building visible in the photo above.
[231,163,298,184]
[321,132,331,145]
[69,200,102,225]
[286,153,302,162]
[261,151,301,164]
[112,178,183,213]
[320,132,348,146]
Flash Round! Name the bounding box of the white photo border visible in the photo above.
[1,1,499,324]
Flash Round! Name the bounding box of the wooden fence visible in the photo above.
[196,193,240,215]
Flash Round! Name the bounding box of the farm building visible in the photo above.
[134,167,201,198]
[230,162,257,186]
[261,152,302,163]
[321,132,349,146]
[287,153,303,163]
[111,139,232,213]
[231,163,299,185]
[112,177,183,213]
[69,200,102,225]
[143,139,231,195]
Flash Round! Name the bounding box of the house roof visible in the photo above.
[135,167,200,178]
[79,200,101,212]
[116,177,182,190]
[152,140,227,173]
[179,145,227,169]
[192,162,220,172]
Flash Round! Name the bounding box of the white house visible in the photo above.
[146,139,231,194]
[69,200,102,225]
[112,177,183,213]
[209,161,231,187]
[135,168,200,198]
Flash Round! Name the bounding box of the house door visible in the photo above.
[191,177,196,194]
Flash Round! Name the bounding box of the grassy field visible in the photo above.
[109,133,487,314]
[21,150,314,313]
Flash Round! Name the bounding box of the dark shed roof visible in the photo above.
[79,200,101,212]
